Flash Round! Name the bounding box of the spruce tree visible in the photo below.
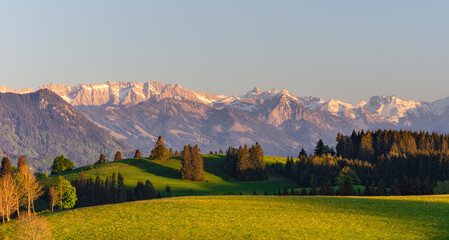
[376,179,387,196]
[144,180,156,199]
[359,131,375,162]
[310,184,317,195]
[165,184,171,193]
[191,145,205,181]
[285,157,293,178]
[336,133,345,157]
[18,156,28,174]
[301,187,307,195]
[340,178,354,196]
[96,153,106,164]
[134,181,144,200]
[0,157,13,176]
[150,136,169,161]
[117,173,126,203]
[114,151,122,161]
[180,145,193,180]
[390,179,401,195]
[134,149,142,158]
[298,148,307,159]
[314,139,325,156]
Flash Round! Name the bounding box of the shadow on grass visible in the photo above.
[119,158,181,179]
[290,196,449,239]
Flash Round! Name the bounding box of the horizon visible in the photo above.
[1,79,447,104]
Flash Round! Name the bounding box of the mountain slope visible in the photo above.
[0,89,132,171]
[4,81,449,157]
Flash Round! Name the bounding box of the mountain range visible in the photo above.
[1,81,449,170]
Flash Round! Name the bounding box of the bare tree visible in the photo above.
[18,157,43,216]
[48,187,58,212]
[0,173,19,222]
[25,171,42,215]
[17,214,53,240]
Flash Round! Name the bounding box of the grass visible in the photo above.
[42,154,297,197]
[2,195,449,239]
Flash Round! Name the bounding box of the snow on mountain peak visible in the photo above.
[363,95,420,123]
[251,86,262,95]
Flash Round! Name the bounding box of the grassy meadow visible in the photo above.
[2,195,449,239]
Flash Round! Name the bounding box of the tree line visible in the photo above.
[336,130,449,185]
[70,172,159,208]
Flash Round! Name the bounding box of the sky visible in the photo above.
[0,1,448,104]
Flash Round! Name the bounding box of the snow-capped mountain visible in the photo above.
[3,81,449,157]
[40,81,224,106]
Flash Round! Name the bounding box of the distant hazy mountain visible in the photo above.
[0,89,132,171]
[3,81,449,159]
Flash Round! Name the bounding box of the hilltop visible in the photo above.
[45,154,296,197]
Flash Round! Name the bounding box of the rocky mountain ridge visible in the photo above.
[3,81,449,157]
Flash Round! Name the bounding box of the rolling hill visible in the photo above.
[44,154,296,197]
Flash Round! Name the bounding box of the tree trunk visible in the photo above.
[28,196,31,216]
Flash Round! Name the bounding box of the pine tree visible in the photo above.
[0,157,13,177]
[376,179,387,196]
[191,145,205,181]
[180,145,193,180]
[18,156,28,174]
[134,181,144,200]
[96,154,106,164]
[165,184,171,194]
[325,181,334,195]
[301,187,307,195]
[340,178,354,196]
[285,157,293,178]
[390,179,401,195]
[336,133,345,157]
[117,173,126,203]
[310,184,317,195]
[289,188,295,195]
[314,139,325,156]
[298,148,307,159]
[144,180,156,199]
[114,151,122,161]
[359,131,375,162]
[219,149,223,154]
[134,149,142,159]
[150,136,169,161]
[174,150,179,156]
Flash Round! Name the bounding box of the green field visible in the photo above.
[43,154,297,197]
[2,195,449,239]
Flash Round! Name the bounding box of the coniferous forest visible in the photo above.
[224,142,267,181]
[268,129,449,195]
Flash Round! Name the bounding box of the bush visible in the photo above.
[51,155,74,174]
[434,180,449,194]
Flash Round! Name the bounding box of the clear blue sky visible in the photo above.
[1,1,448,103]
